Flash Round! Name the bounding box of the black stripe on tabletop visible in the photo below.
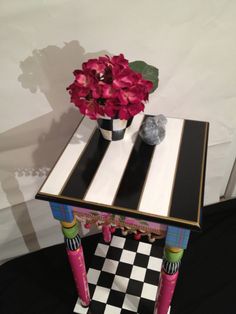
[61,129,110,199]
[169,120,208,222]
[113,134,156,210]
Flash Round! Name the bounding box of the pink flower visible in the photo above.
[104,99,119,118]
[118,106,130,119]
[118,102,144,119]
[74,72,88,87]
[118,86,146,105]
[111,54,129,68]
[113,69,138,89]
[128,102,145,116]
[67,84,89,100]
[139,79,153,94]
[102,84,117,99]
[82,59,106,75]
[67,54,153,120]
[73,98,98,120]
[91,82,104,99]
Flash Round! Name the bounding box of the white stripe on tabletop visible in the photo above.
[84,114,144,205]
[138,118,184,217]
[40,118,96,195]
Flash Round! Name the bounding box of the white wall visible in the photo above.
[1,0,236,262]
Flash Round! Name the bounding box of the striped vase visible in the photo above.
[97,116,133,141]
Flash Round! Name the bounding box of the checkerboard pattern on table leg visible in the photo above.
[74,235,166,314]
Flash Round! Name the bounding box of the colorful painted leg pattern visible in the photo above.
[154,247,184,314]
[61,218,90,307]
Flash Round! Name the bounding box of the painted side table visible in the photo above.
[36,114,209,314]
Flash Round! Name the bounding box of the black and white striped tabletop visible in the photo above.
[36,114,209,230]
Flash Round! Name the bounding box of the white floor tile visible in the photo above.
[147,256,163,272]
[92,286,110,303]
[94,243,109,258]
[110,235,126,249]
[104,304,121,314]
[102,258,119,274]
[130,265,146,282]
[137,242,151,255]
[141,283,158,301]
[123,294,140,312]
[120,249,136,264]
[111,275,129,293]
[87,268,100,285]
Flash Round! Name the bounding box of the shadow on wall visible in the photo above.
[18,40,110,172]
[1,41,110,253]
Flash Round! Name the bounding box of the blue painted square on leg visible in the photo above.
[165,226,190,249]
[49,202,74,222]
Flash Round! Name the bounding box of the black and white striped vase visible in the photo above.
[97,116,133,141]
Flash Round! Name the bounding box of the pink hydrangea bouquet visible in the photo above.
[67,54,158,120]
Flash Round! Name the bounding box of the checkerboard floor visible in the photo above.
[74,235,167,314]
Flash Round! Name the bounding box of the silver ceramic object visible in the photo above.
[139,114,167,145]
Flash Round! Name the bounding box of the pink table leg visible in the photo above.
[102,224,112,243]
[61,218,90,307]
[67,247,90,306]
[154,247,183,314]
[154,270,179,314]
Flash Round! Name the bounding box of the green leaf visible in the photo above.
[129,60,159,93]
